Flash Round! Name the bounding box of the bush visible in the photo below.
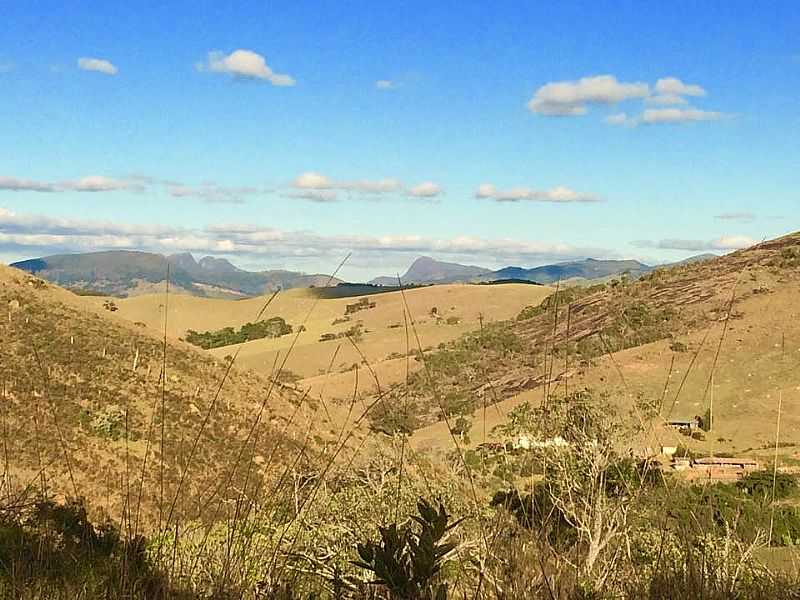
[737,470,798,502]
[0,499,162,596]
[369,400,419,435]
[89,404,126,440]
[186,316,292,349]
[352,499,460,600]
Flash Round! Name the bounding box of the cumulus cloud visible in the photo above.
[528,74,724,126]
[646,94,689,106]
[284,189,339,202]
[0,176,56,192]
[640,108,723,124]
[77,57,118,75]
[634,235,757,252]
[293,172,334,189]
[0,206,611,269]
[376,80,395,90]
[714,212,756,222]
[606,107,725,126]
[655,77,706,97]
[407,182,442,198]
[1,175,144,193]
[1,173,272,202]
[527,75,649,116]
[288,172,412,200]
[200,49,295,86]
[168,183,264,204]
[475,183,600,204]
[63,175,142,192]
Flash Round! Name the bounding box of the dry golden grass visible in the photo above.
[408,234,800,459]
[0,264,337,531]
[93,282,554,385]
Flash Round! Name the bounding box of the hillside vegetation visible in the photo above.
[0,264,325,530]
[379,234,800,455]
[3,236,800,598]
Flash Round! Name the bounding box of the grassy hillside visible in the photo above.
[387,233,800,452]
[0,264,331,531]
[99,283,554,401]
[3,242,800,597]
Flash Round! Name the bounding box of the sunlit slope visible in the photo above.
[403,232,800,455]
[98,283,553,383]
[0,264,328,528]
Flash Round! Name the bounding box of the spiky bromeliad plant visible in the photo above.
[352,499,463,600]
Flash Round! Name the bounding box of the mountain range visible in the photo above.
[10,251,339,298]
[9,250,719,299]
[368,254,718,286]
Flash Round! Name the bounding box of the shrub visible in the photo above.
[737,470,798,502]
[369,400,419,435]
[352,499,461,600]
[186,316,292,349]
[89,404,126,440]
[670,340,688,352]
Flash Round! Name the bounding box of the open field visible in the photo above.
[91,282,554,389]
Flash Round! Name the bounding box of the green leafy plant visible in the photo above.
[352,499,462,599]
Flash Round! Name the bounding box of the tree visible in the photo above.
[495,389,655,589]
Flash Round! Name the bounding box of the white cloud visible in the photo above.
[201,49,295,86]
[63,175,141,192]
[528,75,649,116]
[607,106,726,127]
[347,179,402,194]
[168,183,262,204]
[528,74,723,126]
[376,80,395,90]
[714,212,756,222]
[1,173,271,202]
[77,57,118,75]
[0,176,56,192]
[655,77,706,97]
[407,182,442,198]
[0,206,614,269]
[475,183,600,203]
[640,107,723,124]
[284,190,338,202]
[293,172,334,189]
[646,94,689,106]
[289,172,403,199]
[635,235,757,252]
[1,175,141,193]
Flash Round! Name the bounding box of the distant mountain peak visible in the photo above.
[198,256,239,273]
[10,250,340,298]
[368,256,491,286]
[167,252,199,271]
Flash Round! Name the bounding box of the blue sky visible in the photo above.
[1,0,797,280]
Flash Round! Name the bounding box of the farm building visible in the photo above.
[666,417,702,433]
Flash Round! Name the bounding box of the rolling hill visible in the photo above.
[83,279,554,402]
[0,263,334,530]
[370,232,800,458]
[11,250,340,298]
